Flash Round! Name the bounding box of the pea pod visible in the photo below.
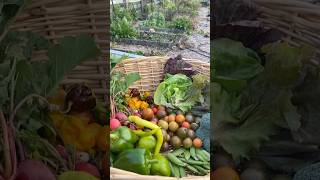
[180,158,209,165]
[194,165,209,175]
[172,148,186,156]
[171,163,180,178]
[190,147,198,160]
[179,166,186,177]
[167,153,186,167]
[196,148,209,162]
[186,165,199,174]
[201,149,210,159]
[202,163,210,170]
[128,116,163,155]
[184,150,191,160]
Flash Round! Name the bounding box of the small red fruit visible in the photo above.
[152,107,158,113]
[181,121,190,129]
[110,118,121,130]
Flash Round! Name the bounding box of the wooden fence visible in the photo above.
[110,0,161,16]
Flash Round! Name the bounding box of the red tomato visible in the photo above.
[181,121,190,129]
[152,107,158,114]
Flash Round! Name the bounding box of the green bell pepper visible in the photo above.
[137,135,156,152]
[151,154,171,177]
[110,126,138,153]
[113,148,158,175]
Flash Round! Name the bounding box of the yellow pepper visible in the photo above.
[96,126,109,151]
[50,111,103,152]
[144,91,151,97]
[140,101,149,109]
[77,123,101,151]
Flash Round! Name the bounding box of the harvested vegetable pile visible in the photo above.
[212,38,320,179]
[110,56,210,178]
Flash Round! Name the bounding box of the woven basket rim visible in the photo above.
[110,167,210,180]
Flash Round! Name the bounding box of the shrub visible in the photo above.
[162,0,177,21]
[169,16,193,33]
[112,6,137,22]
[143,12,166,28]
[111,17,138,39]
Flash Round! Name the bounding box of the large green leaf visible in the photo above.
[47,34,101,94]
[261,42,313,87]
[212,38,264,80]
[0,0,27,38]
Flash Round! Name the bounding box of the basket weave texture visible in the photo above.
[112,56,210,180]
[113,56,210,92]
[242,0,320,58]
[11,0,109,105]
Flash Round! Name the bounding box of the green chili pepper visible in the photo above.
[128,116,163,155]
[133,128,158,136]
[150,154,171,177]
[110,126,138,153]
[113,148,158,175]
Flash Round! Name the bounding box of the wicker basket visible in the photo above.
[241,0,320,59]
[10,0,109,106]
[112,56,210,180]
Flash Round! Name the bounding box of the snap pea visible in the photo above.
[184,150,191,160]
[170,162,180,178]
[167,153,186,167]
[180,158,209,165]
[179,166,186,177]
[201,149,210,159]
[186,165,199,174]
[190,147,198,160]
[202,163,210,170]
[194,165,209,175]
[196,148,209,162]
[172,148,186,156]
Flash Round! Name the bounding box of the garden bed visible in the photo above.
[112,27,186,48]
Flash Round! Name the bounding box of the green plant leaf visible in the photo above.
[212,38,264,80]
[47,34,101,95]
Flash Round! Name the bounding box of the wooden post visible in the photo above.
[124,0,128,9]
[111,0,115,15]
[140,0,144,17]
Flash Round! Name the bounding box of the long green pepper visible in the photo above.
[128,116,163,155]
